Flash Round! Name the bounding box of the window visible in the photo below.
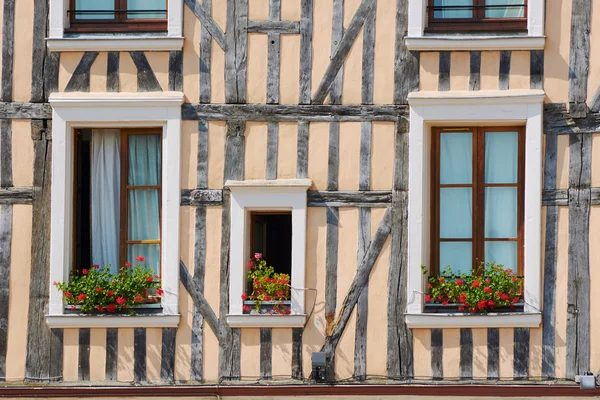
[250,212,293,277]
[430,127,524,276]
[427,0,527,32]
[67,0,167,33]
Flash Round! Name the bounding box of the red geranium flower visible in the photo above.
[438,277,445,283]
[424,295,433,303]
[241,293,248,300]
[458,306,465,312]
[472,280,480,288]
[82,269,89,275]
[500,293,509,301]
[442,300,449,307]
[96,287,103,293]
[107,304,116,313]
[505,269,513,275]
[264,295,272,301]
[477,300,487,310]
[96,305,104,312]
[106,290,114,297]
[65,292,72,298]
[470,308,477,313]
[78,293,86,302]
[156,288,164,295]
[484,286,492,294]
[70,305,76,311]
[284,308,291,315]
[485,279,491,285]
[511,297,519,304]
[53,281,57,286]
[134,294,143,303]
[125,262,132,268]
[459,293,467,303]
[92,264,100,269]
[146,276,153,283]
[455,279,464,286]
[154,275,159,279]
[136,255,145,262]
[427,283,433,289]
[254,253,262,259]
[511,277,519,283]
[488,300,496,308]
[243,305,251,313]
[116,296,126,305]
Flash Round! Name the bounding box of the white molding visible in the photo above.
[226,315,307,328]
[228,180,312,319]
[46,314,181,329]
[406,90,544,318]
[46,37,184,52]
[48,92,184,321]
[405,313,541,329]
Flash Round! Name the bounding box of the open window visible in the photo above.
[67,0,167,33]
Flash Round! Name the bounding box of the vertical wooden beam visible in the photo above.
[64,52,99,93]
[105,328,118,381]
[327,123,339,191]
[168,51,184,92]
[78,328,90,381]
[298,0,313,105]
[431,329,443,380]
[134,328,146,383]
[44,52,60,102]
[106,52,120,93]
[568,0,591,118]
[1,0,15,102]
[499,50,511,90]
[459,328,473,380]
[199,0,212,103]
[513,327,530,379]
[469,51,481,91]
[296,122,309,179]
[190,206,206,381]
[31,0,48,103]
[160,328,176,382]
[235,0,248,103]
[530,50,544,90]
[330,0,344,105]
[49,328,63,382]
[393,0,419,104]
[260,328,272,380]
[266,122,278,180]
[354,207,370,380]
[438,52,450,91]
[267,0,281,105]
[1,119,12,187]
[0,204,12,382]
[487,328,500,379]
[291,328,303,379]
[324,206,339,380]
[129,52,162,92]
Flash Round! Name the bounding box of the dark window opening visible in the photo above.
[250,212,293,277]
[74,130,92,273]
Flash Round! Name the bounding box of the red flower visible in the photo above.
[488,300,496,308]
[511,277,519,283]
[438,277,445,283]
[477,300,487,310]
[484,286,492,294]
[92,264,100,269]
[276,291,284,297]
[442,300,449,307]
[284,308,291,315]
[70,305,76,311]
[156,288,164,295]
[107,304,116,313]
[241,293,248,301]
[427,283,433,289]
[437,295,444,300]
[136,255,145,262]
[470,308,477,313]
[82,269,89,275]
[116,296,126,305]
[154,275,159,279]
[96,305,104,312]
[96,287,103,293]
[472,280,481,288]
[511,297,519,304]
[243,305,251,313]
[455,279,464,286]
[510,304,516,311]
[125,262,132,268]
[485,279,491,285]
[78,293,86,302]
[111,281,116,285]
[254,253,262,259]
[424,295,433,303]
[264,295,272,301]
[459,294,467,303]
[146,276,153,283]
[106,290,114,297]
[500,293,509,301]
[65,292,72,298]
[53,281,57,286]
[505,269,513,275]
[134,294,143,303]
[458,306,465,312]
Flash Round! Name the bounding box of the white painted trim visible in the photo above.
[46,314,181,328]
[228,180,311,321]
[48,92,184,322]
[226,315,307,328]
[406,90,544,320]
[405,313,541,329]
[46,37,184,52]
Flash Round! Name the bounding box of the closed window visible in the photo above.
[427,0,527,32]
[68,0,167,33]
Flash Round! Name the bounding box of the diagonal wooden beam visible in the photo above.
[129,52,162,92]
[64,52,98,92]
[184,0,227,51]
[311,0,376,104]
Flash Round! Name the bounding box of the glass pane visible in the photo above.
[433,0,473,19]
[440,132,472,184]
[485,187,517,238]
[128,0,167,19]
[128,189,160,240]
[485,241,517,272]
[440,242,472,275]
[485,0,526,18]
[440,188,472,238]
[128,134,161,186]
[127,244,160,276]
[74,0,114,20]
[485,131,518,183]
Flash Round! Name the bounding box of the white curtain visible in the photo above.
[91,130,121,274]
[127,0,167,19]
[433,0,473,19]
[485,0,525,18]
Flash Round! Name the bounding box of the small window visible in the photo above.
[250,212,293,278]
[427,0,527,32]
[68,0,168,33]
[430,127,524,276]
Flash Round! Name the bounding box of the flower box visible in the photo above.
[424,302,524,314]
[242,300,292,315]
[64,303,162,315]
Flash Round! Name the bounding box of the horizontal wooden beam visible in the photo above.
[182,104,407,122]
[542,188,600,206]
[247,20,300,34]
[181,189,223,206]
[0,187,34,204]
[0,102,52,119]
[307,190,392,207]
[544,103,600,134]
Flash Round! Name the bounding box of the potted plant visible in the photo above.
[54,256,163,315]
[242,253,291,315]
[423,262,524,313]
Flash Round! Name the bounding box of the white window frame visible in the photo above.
[226,179,311,328]
[46,91,184,328]
[405,89,544,329]
[405,0,545,51]
[47,0,184,52]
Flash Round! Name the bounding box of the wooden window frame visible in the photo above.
[430,126,525,277]
[67,0,168,33]
[426,0,527,33]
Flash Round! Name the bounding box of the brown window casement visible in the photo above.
[67,0,167,33]
[430,126,525,277]
[426,0,527,33]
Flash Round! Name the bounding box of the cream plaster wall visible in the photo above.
[12,0,33,102]
[544,0,571,103]
[11,120,33,187]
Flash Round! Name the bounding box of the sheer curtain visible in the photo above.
[127,0,167,19]
[485,0,525,18]
[434,0,473,19]
[75,0,114,20]
[91,130,121,274]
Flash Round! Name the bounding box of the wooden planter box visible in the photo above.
[243,300,291,315]
[424,302,525,313]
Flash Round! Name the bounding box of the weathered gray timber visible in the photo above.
[0,102,52,120]
[49,329,63,382]
[190,207,206,381]
[566,132,591,379]
[327,123,339,190]
[266,0,281,105]
[44,53,60,102]
[487,328,500,379]
[105,328,118,381]
[129,52,162,92]
[361,2,376,105]
[78,328,90,381]
[291,328,303,379]
[169,51,184,92]
[106,52,120,92]
[248,20,299,34]
[235,0,248,103]
[199,0,212,103]
[499,50,511,91]
[308,191,392,207]
[266,122,278,180]
[542,187,600,206]
[1,0,14,102]
[298,0,313,105]
[260,328,272,379]
[312,0,376,104]
[542,133,557,378]
[589,85,600,113]
[182,103,408,122]
[197,120,209,187]
[184,0,227,51]
[393,0,419,104]
[469,51,481,91]
[354,207,370,380]
[296,122,309,178]
[514,328,529,379]
[0,205,12,383]
[324,206,339,380]
[530,50,544,90]
[160,328,176,381]
[568,0,591,118]
[64,52,99,92]
[329,0,343,106]
[431,329,443,380]
[438,52,450,91]
[134,328,146,382]
[31,0,48,103]
[0,119,12,187]
[180,262,221,340]
[543,103,600,134]
[180,189,223,206]
[0,187,34,204]
[459,328,473,380]
[359,122,372,191]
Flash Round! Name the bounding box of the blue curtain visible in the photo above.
[127,0,167,19]
[485,0,525,18]
[433,0,473,19]
[75,0,114,20]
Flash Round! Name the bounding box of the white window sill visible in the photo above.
[46,314,180,328]
[405,312,541,329]
[405,35,545,51]
[226,314,307,328]
[46,36,184,52]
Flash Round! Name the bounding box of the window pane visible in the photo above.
[127,244,160,275]
[485,131,518,183]
[485,187,517,238]
[75,0,115,20]
[128,0,167,19]
[440,242,472,275]
[433,0,473,18]
[440,188,472,238]
[440,131,472,184]
[128,134,161,186]
[485,241,517,272]
[128,189,160,240]
[485,0,526,18]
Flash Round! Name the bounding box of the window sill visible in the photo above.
[405,312,541,329]
[46,36,184,52]
[226,314,307,328]
[46,313,180,328]
[404,35,545,51]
